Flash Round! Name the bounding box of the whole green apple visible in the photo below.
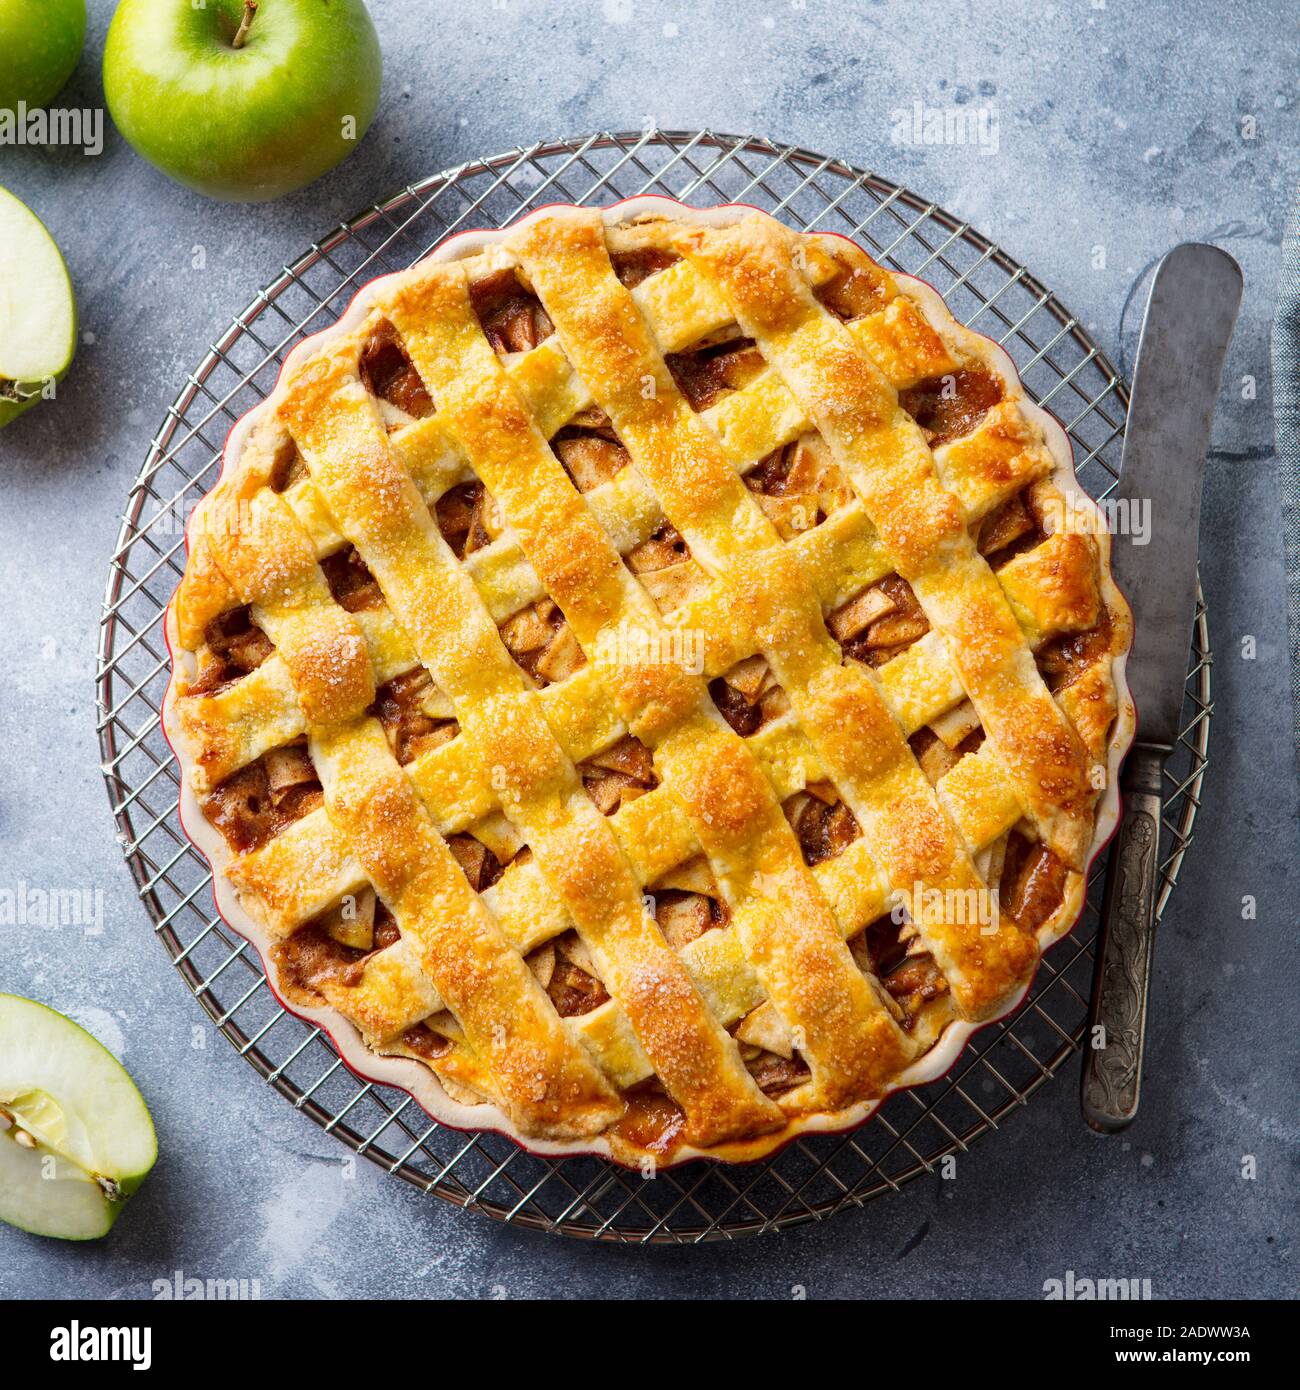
[0,0,87,112]
[103,0,382,202]
[0,185,77,432]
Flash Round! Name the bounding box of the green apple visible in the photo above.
[0,186,77,431]
[103,0,382,202]
[0,0,87,113]
[0,995,157,1240]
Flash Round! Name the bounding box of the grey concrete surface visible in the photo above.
[0,0,1295,1300]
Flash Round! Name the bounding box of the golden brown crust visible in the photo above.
[166,204,1132,1165]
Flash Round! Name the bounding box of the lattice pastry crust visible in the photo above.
[165,200,1134,1167]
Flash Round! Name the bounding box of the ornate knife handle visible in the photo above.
[1080,745,1165,1132]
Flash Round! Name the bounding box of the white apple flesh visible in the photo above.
[0,185,77,430]
[0,995,157,1240]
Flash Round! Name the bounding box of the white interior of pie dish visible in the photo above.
[164,195,1136,1167]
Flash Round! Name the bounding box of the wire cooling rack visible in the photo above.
[96,131,1212,1244]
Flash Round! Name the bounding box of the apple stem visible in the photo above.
[232,0,259,49]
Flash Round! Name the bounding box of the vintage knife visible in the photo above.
[1081,242,1242,1132]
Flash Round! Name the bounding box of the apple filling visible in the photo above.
[471,269,555,355]
[1036,607,1115,694]
[551,410,631,491]
[187,607,274,696]
[376,252,679,393]
[268,436,310,492]
[527,931,611,1018]
[616,1041,813,1158]
[627,518,689,570]
[782,782,861,866]
[275,832,517,994]
[666,336,766,411]
[396,1022,456,1061]
[651,856,732,949]
[998,831,1069,933]
[500,594,586,686]
[320,545,384,612]
[730,997,814,1097]
[275,905,477,1082]
[523,853,733,1024]
[977,492,1039,566]
[851,917,950,1028]
[908,724,987,788]
[499,598,586,688]
[359,320,433,419]
[610,247,680,289]
[435,480,501,558]
[747,1053,812,1095]
[204,741,323,855]
[728,995,817,1100]
[814,247,895,322]
[830,574,931,668]
[610,1085,688,1155]
[745,435,856,540]
[577,736,658,815]
[709,655,790,736]
[843,824,1070,1032]
[373,668,459,766]
[653,889,729,951]
[898,367,1005,449]
[447,833,508,894]
[625,519,710,614]
[273,900,399,996]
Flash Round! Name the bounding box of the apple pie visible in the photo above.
[165,201,1133,1166]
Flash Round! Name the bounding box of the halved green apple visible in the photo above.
[0,995,157,1240]
[0,185,77,430]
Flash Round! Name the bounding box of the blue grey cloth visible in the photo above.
[1271,191,1300,760]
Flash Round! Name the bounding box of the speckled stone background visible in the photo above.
[1,0,1296,1300]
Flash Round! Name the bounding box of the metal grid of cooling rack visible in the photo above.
[95,131,1212,1244]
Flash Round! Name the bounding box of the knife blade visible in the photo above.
[1110,243,1244,747]
[1081,242,1242,1133]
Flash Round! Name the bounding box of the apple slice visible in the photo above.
[0,995,156,1240]
[0,186,77,430]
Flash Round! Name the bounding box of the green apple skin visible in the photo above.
[104,0,382,203]
[0,395,39,430]
[0,0,87,113]
[0,995,157,1240]
[0,185,77,432]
